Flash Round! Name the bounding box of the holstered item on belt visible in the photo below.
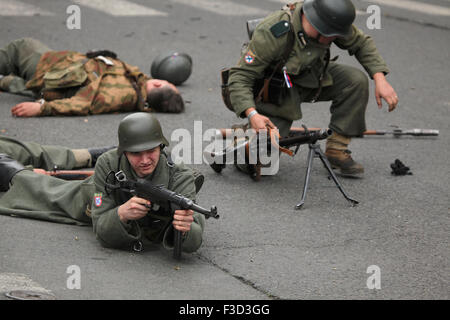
[254,70,287,106]
[220,67,234,111]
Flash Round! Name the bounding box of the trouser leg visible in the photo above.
[0,38,50,94]
[0,136,91,170]
[298,64,368,177]
[315,63,369,137]
[0,37,50,79]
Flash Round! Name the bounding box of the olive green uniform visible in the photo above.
[0,149,205,253]
[0,38,50,95]
[0,135,89,170]
[228,2,389,137]
[91,150,205,252]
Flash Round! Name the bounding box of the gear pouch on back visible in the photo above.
[43,61,88,89]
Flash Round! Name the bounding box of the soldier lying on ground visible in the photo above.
[226,0,399,178]
[0,113,205,254]
[0,38,185,117]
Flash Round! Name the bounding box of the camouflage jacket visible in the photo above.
[26,51,150,116]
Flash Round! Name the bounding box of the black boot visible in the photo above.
[88,146,116,167]
[0,153,26,192]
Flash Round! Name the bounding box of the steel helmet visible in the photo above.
[303,0,356,37]
[150,51,193,85]
[117,112,169,156]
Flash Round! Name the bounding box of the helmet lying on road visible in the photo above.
[303,0,356,37]
[117,112,169,156]
[151,51,193,85]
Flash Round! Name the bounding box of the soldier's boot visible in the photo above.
[325,132,364,178]
[0,153,26,192]
[87,146,116,167]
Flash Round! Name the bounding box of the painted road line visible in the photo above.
[72,0,168,16]
[0,0,54,16]
[172,0,268,16]
[364,0,450,16]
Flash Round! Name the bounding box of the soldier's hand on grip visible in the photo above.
[118,196,150,223]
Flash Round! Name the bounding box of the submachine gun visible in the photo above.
[105,170,219,260]
[206,126,359,209]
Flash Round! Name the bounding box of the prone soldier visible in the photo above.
[0,113,205,254]
[0,38,187,117]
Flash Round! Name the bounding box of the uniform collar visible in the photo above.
[292,4,331,50]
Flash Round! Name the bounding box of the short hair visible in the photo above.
[146,86,185,113]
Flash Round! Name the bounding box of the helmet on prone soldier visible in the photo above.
[117,112,169,157]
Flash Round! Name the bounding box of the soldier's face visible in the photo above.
[125,147,161,177]
[146,79,179,94]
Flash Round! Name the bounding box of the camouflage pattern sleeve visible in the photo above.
[40,92,91,115]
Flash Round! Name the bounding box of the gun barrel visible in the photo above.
[400,129,439,136]
[190,203,219,219]
[279,129,332,147]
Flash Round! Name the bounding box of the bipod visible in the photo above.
[295,141,359,210]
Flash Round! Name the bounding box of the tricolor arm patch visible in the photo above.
[94,193,103,207]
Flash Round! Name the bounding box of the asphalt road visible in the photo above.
[0,0,449,300]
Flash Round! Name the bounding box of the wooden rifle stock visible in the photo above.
[34,169,94,180]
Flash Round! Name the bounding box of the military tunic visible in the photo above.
[91,150,205,252]
[0,149,205,253]
[228,2,390,136]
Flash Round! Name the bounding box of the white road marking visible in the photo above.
[268,0,450,16]
[172,0,268,16]
[363,0,450,16]
[264,0,367,15]
[0,0,54,16]
[72,0,168,16]
[0,273,53,296]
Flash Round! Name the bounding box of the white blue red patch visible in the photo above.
[244,51,255,64]
[94,193,102,207]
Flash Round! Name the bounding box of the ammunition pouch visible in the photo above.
[43,60,88,90]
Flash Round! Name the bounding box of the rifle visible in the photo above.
[207,127,332,175]
[104,170,219,260]
[218,127,439,138]
[33,168,94,180]
[207,126,358,209]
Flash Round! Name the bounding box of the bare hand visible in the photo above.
[249,113,276,132]
[374,74,398,112]
[172,209,194,233]
[11,102,42,117]
[118,196,150,223]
